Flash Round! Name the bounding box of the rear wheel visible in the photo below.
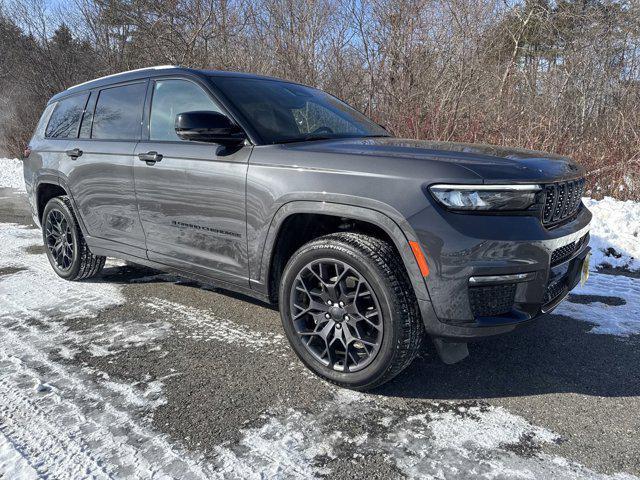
[42,196,106,280]
[279,232,424,390]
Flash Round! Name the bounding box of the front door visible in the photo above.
[133,77,251,286]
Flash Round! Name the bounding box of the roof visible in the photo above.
[49,65,289,103]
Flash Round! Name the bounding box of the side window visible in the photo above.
[34,103,57,139]
[78,92,96,139]
[150,79,222,141]
[45,94,88,139]
[92,83,146,140]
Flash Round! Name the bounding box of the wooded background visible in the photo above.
[1,0,638,199]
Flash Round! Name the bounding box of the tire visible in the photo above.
[42,196,106,281]
[279,232,424,390]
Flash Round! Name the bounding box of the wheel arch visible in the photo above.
[256,201,431,305]
[34,177,89,237]
[35,181,68,224]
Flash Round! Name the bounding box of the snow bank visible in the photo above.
[584,197,640,271]
[0,158,25,191]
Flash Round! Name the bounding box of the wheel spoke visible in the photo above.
[45,208,75,272]
[289,258,383,373]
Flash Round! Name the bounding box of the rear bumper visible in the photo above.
[409,202,592,341]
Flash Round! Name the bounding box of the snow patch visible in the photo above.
[0,158,25,191]
[146,297,287,355]
[556,272,640,336]
[0,223,123,320]
[0,222,213,479]
[0,432,38,480]
[216,392,637,480]
[214,410,336,479]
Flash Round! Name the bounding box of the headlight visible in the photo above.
[429,184,541,211]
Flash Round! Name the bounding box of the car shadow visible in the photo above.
[84,264,276,310]
[376,309,640,399]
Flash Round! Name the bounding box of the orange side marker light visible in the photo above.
[409,241,430,277]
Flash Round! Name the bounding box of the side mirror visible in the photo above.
[175,111,246,145]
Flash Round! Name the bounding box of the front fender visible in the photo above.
[251,199,432,303]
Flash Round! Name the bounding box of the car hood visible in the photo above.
[283,137,584,183]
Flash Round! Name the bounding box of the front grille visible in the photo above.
[550,233,589,267]
[542,178,585,226]
[469,284,516,317]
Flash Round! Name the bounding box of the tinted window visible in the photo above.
[78,92,95,139]
[210,77,388,144]
[45,94,88,138]
[150,79,222,141]
[92,83,146,140]
[35,103,56,139]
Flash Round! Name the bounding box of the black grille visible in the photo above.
[544,278,567,304]
[542,178,585,226]
[469,284,516,317]
[550,233,589,266]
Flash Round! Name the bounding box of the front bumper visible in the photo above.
[409,202,592,340]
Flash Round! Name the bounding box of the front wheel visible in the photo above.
[279,232,424,390]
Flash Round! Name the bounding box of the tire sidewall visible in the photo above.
[42,197,82,280]
[280,239,403,389]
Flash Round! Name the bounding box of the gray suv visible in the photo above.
[23,66,592,390]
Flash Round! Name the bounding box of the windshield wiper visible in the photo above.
[278,135,335,144]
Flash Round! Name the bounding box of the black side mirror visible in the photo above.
[175,111,246,145]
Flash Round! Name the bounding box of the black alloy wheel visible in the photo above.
[44,208,75,271]
[289,259,383,373]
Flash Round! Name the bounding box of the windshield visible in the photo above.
[210,77,389,144]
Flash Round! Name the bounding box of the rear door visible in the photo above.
[61,81,148,257]
[133,76,251,285]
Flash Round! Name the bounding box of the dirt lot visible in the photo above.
[1,186,638,479]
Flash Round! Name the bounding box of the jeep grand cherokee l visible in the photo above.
[23,66,592,390]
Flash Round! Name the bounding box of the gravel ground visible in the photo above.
[0,186,638,479]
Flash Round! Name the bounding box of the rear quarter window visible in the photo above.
[45,94,88,138]
[33,103,56,140]
[92,83,146,140]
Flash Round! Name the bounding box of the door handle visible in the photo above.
[66,148,83,159]
[138,151,163,165]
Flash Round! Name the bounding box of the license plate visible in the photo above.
[580,252,591,286]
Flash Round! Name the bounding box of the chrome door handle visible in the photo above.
[66,148,83,159]
[138,151,163,165]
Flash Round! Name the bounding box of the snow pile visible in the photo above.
[584,197,640,271]
[0,158,25,191]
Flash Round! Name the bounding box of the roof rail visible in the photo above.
[69,65,179,90]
